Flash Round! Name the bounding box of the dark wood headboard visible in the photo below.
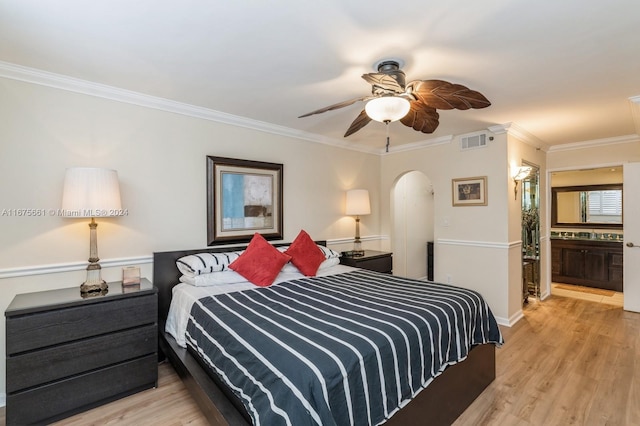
[153,241,327,322]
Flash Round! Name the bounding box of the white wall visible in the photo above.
[381,131,515,323]
[391,171,434,278]
[0,77,383,399]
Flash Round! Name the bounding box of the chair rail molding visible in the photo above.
[0,256,153,279]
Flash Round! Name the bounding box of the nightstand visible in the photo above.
[5,278,158,425]
[340,250,393,273]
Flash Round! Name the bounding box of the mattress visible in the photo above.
[177,269,503,426]
[166,264,355,347]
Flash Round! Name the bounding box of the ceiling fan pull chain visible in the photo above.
[385,120,390,152]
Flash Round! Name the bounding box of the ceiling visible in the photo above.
[1,0,639,152]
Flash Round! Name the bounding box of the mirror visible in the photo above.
[551,184,623,228]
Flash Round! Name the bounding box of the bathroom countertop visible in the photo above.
[550,235,623,242]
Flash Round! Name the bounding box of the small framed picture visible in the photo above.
[122,266,141,286]
[452,176,487,206]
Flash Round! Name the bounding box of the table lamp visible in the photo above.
[345,189,370,256]
[61,167,122,293]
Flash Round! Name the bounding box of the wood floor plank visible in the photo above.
[627,349,640,424]
[455,295,640,426]
[586,345,635,425]
[1,292,637,426]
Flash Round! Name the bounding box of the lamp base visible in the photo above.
[80,281,108,294]
[80,217,108,295]
[80,262,108,294]
[352,239,364,257]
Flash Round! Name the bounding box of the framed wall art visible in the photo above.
[452,176,487,206]
[207,156,283,245]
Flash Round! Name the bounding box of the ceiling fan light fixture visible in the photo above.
[365,96,410,123]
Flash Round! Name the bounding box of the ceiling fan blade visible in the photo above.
[344,110,372,137]
[298,96,371,118]
[408,80,491,110]
[400,101,440,133]
[362,73,405,93]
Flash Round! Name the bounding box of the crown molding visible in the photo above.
[3,60,637,157]
[489,122,549,151]
[547,134,640,152]
[0,60,383,155]
[385,134,454,154]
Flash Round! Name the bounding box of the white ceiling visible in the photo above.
[1,0,639,152]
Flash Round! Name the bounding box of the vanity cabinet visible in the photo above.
[551,239,623,292]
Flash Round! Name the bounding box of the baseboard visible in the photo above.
[494,309,524,327]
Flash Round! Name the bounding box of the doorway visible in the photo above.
[549,166,626,306]
[521,162,540,302]
[391,171,434,279]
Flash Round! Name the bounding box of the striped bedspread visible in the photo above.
[185,270,503,426]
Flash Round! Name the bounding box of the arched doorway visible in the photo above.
[391,171,434,278]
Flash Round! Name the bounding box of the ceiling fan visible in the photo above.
[299,60,491,148]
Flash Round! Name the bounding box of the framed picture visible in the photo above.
[207,156,283,245]
[452,176,487,206]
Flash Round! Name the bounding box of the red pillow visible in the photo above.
[285,230,326,276]
[229,233,291,286]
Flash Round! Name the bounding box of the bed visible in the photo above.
[154,241,503,426]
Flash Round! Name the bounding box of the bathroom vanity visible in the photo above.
[551,236,623,292]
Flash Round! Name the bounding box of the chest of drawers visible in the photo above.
[5,279,158,425]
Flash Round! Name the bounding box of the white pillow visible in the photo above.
[319,257,341,269]
[282,256,340,273]
[176,251,244,277]
[179,271,247,286]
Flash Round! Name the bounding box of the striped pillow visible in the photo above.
[176,250,244,277]
[279,245,341,259]
[317,245,341,259]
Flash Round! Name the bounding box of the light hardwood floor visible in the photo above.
[454,294,640,425]
[3,293,639,425]
[551,282,624,307]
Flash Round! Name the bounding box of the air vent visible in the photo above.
[460,134,487,150]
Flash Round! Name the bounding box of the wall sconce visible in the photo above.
[512,166,532,200]
[61,167,122,294]
[345,189,371,256]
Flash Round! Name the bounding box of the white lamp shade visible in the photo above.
[345,189,371,216]
[365,96,411,123]
[61,167,122,217]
